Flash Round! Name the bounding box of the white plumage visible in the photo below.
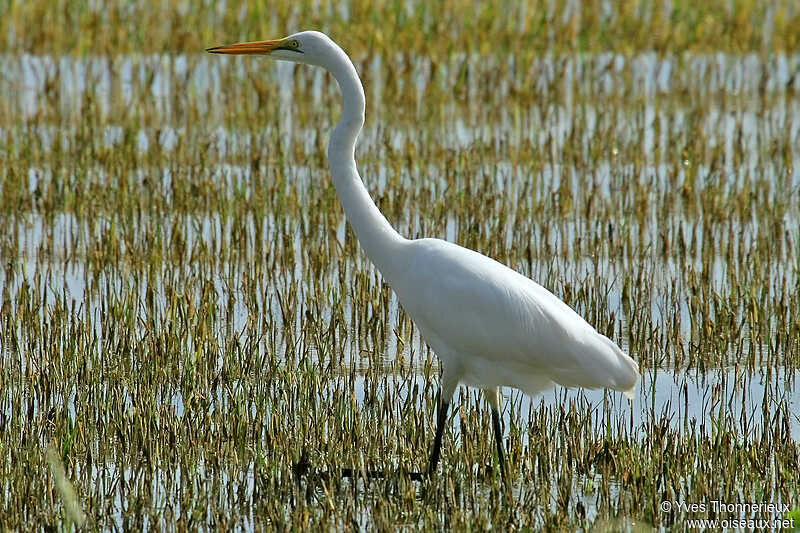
[208,31,639,482]
[394,238,638,400]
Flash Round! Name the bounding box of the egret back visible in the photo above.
[390,238,639,398]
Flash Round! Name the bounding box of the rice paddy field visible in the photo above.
[2,0,800,530]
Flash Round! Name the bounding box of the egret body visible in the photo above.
[208,31,639,482]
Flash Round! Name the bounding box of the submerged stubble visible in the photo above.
[1,41,799,531]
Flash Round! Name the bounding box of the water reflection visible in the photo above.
[4,53,799,118]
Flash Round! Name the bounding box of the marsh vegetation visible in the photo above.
[1,0,799,530]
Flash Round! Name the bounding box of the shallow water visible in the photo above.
[2,50,799,530]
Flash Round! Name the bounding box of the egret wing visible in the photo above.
[395,239,638,394]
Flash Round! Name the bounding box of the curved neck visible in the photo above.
[325,48,406,281]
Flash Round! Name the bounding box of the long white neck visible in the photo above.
[323,47,407,282]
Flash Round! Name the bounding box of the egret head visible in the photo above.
[207,31,338,68]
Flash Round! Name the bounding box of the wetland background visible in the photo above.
[1,0,799,530]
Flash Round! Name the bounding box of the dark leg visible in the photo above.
[426,399,450,476]
[491,407,508,486]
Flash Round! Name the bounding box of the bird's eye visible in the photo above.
[291,40,299,48]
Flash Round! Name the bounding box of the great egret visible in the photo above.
[208,31,639,483]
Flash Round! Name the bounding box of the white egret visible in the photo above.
[208,31,639,483]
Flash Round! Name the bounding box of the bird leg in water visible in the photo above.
[484,387,509,486]
[426,399,449,476]
[491,407,508,486]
